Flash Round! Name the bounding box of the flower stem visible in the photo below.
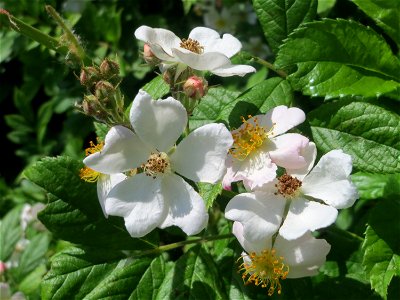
[252,56,287,78]
[131,233,233,258]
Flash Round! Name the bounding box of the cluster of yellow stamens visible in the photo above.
[239,249,289,296]
[79,139,104,183]
[141,152,171,178]
[275,174,302,198]
[229,115,272,160]
[180,38,204,54]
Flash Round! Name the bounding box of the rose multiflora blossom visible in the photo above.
[134,25,255,77]
[223,106,310,190]
[225,143,359,242]
[83,90,233,237]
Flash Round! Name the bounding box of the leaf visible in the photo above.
[317,0,336,15]
[142,75,169,99]
[352,0,400,46]
[24,156,158,250]
[352,173,400,200]
[362,225,400,299]
[308,100,400,173]
[275,19,400,99]
[156,245,227,299]
[0,205,23,261]
[94,122,109,140]
[18,264,47,297]
[197,182,223,209]
[252,0,317,54]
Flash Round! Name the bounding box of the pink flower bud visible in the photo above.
[143,44,160,66]
[183,76,208,99]
[0,261,6,274]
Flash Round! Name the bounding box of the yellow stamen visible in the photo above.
[80,139,104,183]
[239,249,289,296]
[180,38,204,54]
[229,115,274,160]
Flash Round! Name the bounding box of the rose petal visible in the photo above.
[260,106,305,137]
[232,221,272,254]
[287,142,317,181]
[172,49,232,71]
[211,64,256,77]
[269,133,309,169]
[97,173,127,217]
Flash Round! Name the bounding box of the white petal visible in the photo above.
[269,133,310,169]
[225,191,286,243]
[84,126,149,174]
[260,106,305,137]
[188,27,242,57]
[172,49,231,71]
[105,174,167,237]
[130,90,187,152]
[274,233,331,278]
[232,221,271,254]
[222,161,236,191]
[287,142,317,181]
[97,173,127,218]
[171,123,233,183]
[279,198,338,240]
[159,174,208,235]
[211,64,256,77]
[302,150,358,209]
[134,25,181,57]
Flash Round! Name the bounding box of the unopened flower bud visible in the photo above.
[0,261,6,274]
[183,76,208,99]
[95,81,115,100]
[143,44,161,66]
[80,66,100,88]
[100,59,120,80]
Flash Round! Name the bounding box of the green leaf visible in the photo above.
[37,100,54,146]
[317,0,336,15]
[0,205,23,261]
[275,19,400,99]
[362,225,400,299]
[308,100,400,173]
[24,156,158,250]
[142,75,169,99]
[19,264,47,297]
[352,173,400,200]
[252,0,317,54]
[352,0,400,46]
[197,182,223,209]
[94,122,109,140]
[156,246,227,299]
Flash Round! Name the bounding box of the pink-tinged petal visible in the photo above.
[105,174,167,237]
[159,174,208,235]
[302,150,358,209]
[260,106,305,137]
[279,198,338,240]
[171,123,233,183]
[225,191,286,243]
[232,221,272,254]
[84,126,150,174]
[287,142,317,181]
[211,64,256,77]
[222,162,235,191]
[172,49,231,71]
[130,90,187,152]
[274,232,331,278]
[134,25,181,57]
[147,44,176,62]
[97,173,127,218]
[269,133,310,169]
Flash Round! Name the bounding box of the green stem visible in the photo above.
[328,226,364,242]
[131,234,233,258]
[252,56,287,78]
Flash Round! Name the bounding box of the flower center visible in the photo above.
[142,152,171,178]
[180,38,204,54]
[240,249,289,296]
[275,174,302,198]
[80,140,104,182]
[229,115,273,160]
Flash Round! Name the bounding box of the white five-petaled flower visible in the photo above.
[83,90,233,237]
[134,25,256,77]
[223,106,309,190]
[225,143,359,242]
[232,221,331,296]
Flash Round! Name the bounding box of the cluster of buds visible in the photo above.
[77,59,126,125]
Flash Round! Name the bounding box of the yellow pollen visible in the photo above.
[239,249,289,296]
[275,174,302,198]
[180,38,204,54]
[80,139,104,183]
[141,152,171,178]
[229,115,274,160]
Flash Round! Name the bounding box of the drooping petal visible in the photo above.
[130,90,187,152]
[287,142,317,181]
[172,49,232,71]
[302,150,358,209]
[225,191,286,243]
[222,162,236,191]
[232,221,272,254]
[274,232,331,278]
[105,174,167,237]
[159,174,208,235]
[84,125,150,174]
[134,25,181,57]
[279,198,338,240]
[97,173,127,218]
[260,106,305,137]
[171,123,233,183]
[268,133,310,169]
[211,63,256,77]
[188,27,242,58]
